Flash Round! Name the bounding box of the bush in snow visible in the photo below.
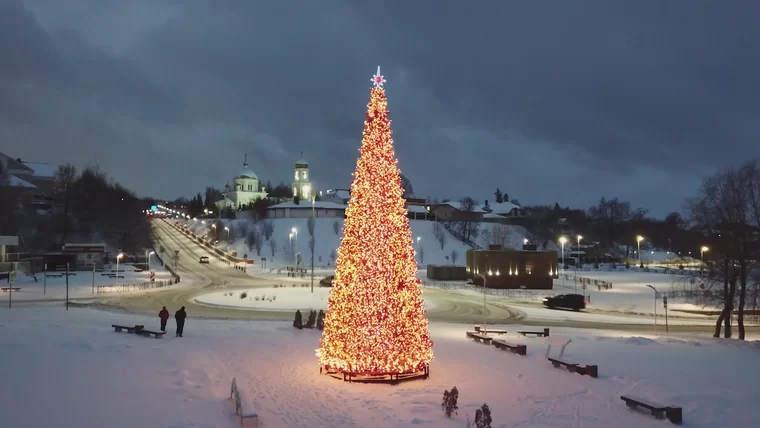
[441,386,459,417]
[305,310,317,329]
[317,310,325,330]
[474,404,492,428]
[254,296,259,301]
[639,263,644,269]
[293,310,303,329]
[240,292,247,299]
[625,261,630,269]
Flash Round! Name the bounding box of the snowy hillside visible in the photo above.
[184,218,523,269]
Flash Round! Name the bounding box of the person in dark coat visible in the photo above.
[174,306,187,337]
[158,306,169,331]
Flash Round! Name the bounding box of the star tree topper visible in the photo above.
[371,66,386,87]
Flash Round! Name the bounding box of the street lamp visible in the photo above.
[700,246,709,276]
[224,226,230,242]
[576,235,583,269]
[636,235,644,266]
[475,272,488,334]
[523,238,529,245]
[116,253,124,283]
[311,196,316,293]
[559,237,567,288]
[645,284,658,333]
[416,237,421,258]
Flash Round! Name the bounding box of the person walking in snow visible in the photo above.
[158,306,169,332]
[175,306,187,337]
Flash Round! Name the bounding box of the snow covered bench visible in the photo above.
[137,329,165,339]
[492,339,526,355]
[473,325,507,334]
[465,331,493,344]
[621,395,682,424]
[1,287,21,292]
[518,328,550,337]
[112,324,143,333]
[230,377,258,427]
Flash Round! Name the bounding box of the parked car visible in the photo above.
[319,275,335,287]
[199,256,210,264]
[543,294,586,311]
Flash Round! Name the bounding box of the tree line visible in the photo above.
[0,163,153,254]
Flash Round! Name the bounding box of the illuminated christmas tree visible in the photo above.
[317,67,433,378]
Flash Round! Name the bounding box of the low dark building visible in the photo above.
[466,246,558,289]
[426,264,467,280]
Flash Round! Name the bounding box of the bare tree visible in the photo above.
[237,221,251,240]
[260,220,274,240]
[53,163,78,245]
[246,229,263,256]
[687,161,760,339]
[452,197,480,243]
[588,197,647,248]
[432,221,446,249]
[329,249,337,264]
[307,216,315,237]
[400,173,414,198]
[332,219,340,235]
[417,246,425,265]
[450,249,459,265]
[481,224,513,249]
[269,239,277,258]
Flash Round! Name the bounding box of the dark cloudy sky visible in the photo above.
[3,1,760,217]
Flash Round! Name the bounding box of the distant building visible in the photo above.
[292,154,312,200]
[268,201,346,218]
[215,154,268,211]
[0,152,57,212]
[321,189,351,205]
[466,245,558,289]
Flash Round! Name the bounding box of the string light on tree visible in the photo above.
[317,67,433,380]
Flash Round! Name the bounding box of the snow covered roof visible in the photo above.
[406,205,429,213]
[480,201,520,214]
[21,162,56,178]
[236,169,258,180]
[295,158,308,166]
[483,212,506,219]
[443,201,487,212]
[8,174,37,188]
[325,189,350,200]
[269,201,346,210]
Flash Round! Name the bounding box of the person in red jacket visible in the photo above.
[158,306,169,332]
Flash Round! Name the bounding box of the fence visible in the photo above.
[422,281,556,300]
[96,280,174,294]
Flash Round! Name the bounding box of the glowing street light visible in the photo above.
[116,252,124,284]
[636,235,644,265]
[559,236,567,288]
[700,246,709,276]
[224,226,230,241]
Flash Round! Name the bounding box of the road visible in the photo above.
[88,220,755,334]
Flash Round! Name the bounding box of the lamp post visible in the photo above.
[289,232,293,267]
[576,235,583,270]
[636,235,644,266]
[147,251,154,272]
[224,226,230,242]
[311,196,316,293]
[116,253,123,284]
[700,246,709,276]
[559,237,567,288]
[292,227,298,269]
[416,236,421,261]
[211,223,217,240]
[476,272,488,334]
[645,284,658,333]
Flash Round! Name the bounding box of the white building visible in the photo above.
[215,155,268,211]
[292,155,312,200]
[268,201,346,219]
[321,189,351,205]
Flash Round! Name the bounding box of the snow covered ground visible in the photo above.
[195,286,437,312]
[182,217,530,269]
[1,307,757,428]
[1,263,178,301]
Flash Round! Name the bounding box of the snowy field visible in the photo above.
[1,307,757,428]
[182,217,529,269]
[1,264,178,301]
[195,286,437,312]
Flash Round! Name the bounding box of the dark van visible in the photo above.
[543,294,587,311]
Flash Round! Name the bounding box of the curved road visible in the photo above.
[88,220,755,334]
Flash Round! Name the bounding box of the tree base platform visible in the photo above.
[319,364,429,384]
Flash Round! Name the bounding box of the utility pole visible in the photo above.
[65,263,70,311]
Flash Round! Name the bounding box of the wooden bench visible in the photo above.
[518,328,550,337]
[46,274,63,278]
[112,324,143,333]
[465,331,493,344]
[230,377,259,427]
[621,395,682,424]
[137,329,166,339]
[492,339,526,355]
[474,325,507,334]
[1,287,21,292]
[548,357,599,378]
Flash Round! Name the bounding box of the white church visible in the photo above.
[215,154,312,211]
